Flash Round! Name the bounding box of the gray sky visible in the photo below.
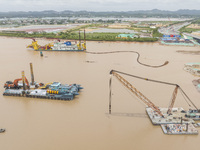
[0,0,200,12]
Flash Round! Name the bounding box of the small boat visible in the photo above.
[0,128,5,133]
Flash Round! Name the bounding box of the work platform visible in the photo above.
[146,107,195,125]
[161,124,198,135]
[146,107,199,135]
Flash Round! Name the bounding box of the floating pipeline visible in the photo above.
[86,51,169,68]
[3,82,83,101]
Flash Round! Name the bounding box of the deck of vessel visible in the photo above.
[161,124,198,135]
[146,107,195,125]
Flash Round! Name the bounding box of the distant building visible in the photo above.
[116,33,138,39]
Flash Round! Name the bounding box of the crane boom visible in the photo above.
[110,70,164,117]
[167,85,179,115]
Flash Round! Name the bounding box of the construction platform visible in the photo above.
[161,124,198,135]
[109,70,200,135]
[146,107,195,125]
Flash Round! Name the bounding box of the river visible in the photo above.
[0,37,200,150]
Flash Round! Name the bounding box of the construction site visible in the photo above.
[1,35,200,150]
[109,70,200,135]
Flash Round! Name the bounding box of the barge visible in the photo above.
[146,107,195,125]
[3,63,83,101]
[3,82,83,101]
[161,124,198,135]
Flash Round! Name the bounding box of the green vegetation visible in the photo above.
[179,25,200,33]
[0,30,158,42]
[152,28,163,37]
[192,19,200,24]
[0,22,159,42]
[179,19,200,33]
[67,24,101,33]
[179,27,200,33]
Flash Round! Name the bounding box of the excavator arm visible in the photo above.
[13,77,30,88]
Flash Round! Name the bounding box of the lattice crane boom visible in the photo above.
[110,70,164,117]
[167,85,179,115]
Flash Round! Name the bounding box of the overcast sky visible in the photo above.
[0,0,200,12]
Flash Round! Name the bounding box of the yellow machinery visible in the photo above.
[38,82,53,89]
[27,39,41,50]
[47,90,59,94]
[27,39,53,51]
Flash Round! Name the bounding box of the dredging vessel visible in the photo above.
[3,63,83,101]
[27,30,86,51]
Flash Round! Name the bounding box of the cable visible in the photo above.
[179,87,198,110]
[110,70,177,86]
[179,88,191,107]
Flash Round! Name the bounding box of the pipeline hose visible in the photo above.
[86,51,169,68]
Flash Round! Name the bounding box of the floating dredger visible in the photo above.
[27,30,86,51]
[3,63,83,101]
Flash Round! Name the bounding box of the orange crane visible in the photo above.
[110,70,164,117]
[167,85,179,115]
[109,70,198,117]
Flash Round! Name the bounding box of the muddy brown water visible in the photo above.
[0,37,200,150]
